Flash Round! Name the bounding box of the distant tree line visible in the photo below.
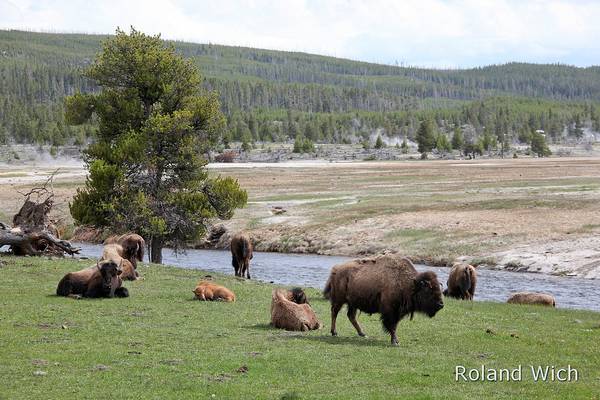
[1,29,600,149]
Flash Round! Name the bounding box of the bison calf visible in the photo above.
[324,255,444,345]
[271,289,320,331]
[231,233,253,279]
[193,281,236,302]
[507,292,556,307]
[444,263,477,300]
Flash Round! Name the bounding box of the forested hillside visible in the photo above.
[1,29,599,149]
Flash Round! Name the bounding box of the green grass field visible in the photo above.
[0,256,599,399]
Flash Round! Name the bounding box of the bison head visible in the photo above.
[290,287,308,304]
[99,260,122,297]
[413,271,444,318]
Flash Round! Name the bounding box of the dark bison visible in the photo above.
[324,255,444,345]
[56,260,129,299]
[443,262,477,300]
[286,287,309,304]
[230,233,253,279]
[507,292,556,307]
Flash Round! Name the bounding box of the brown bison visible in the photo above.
[507,292,556,307]
[104,233,145,268]
[270,289,320,331]
[230,233,253,279]
[324,255,444,345]
[101,243,138,281]
[443,262,477,300]
[193,281,236,302]
[56,260,129,299]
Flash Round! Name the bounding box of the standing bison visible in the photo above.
[443,263,477,300]
[230,233,253,279]
[324,255,444,345]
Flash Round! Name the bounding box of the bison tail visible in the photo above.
[323,279,332,300]
[137,239,145,262]
[241,239,248,259]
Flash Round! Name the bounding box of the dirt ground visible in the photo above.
[2,157,600,277]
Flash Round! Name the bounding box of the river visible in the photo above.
[75,243,599,312]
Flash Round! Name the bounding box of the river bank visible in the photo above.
[2,158,600,279]
[73,242,600,312]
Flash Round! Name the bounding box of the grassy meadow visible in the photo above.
[0,256,599,399]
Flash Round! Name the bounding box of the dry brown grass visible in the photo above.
[3,158,600,261]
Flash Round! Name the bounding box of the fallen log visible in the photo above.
[0,170,80,256]
[0,225,80,256]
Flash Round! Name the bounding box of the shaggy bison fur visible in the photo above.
[443,263,477,300]
[230,233,253,279]
[286,287,309,304]
[102,243,138,280]
[507,292,556,307]
[193,281,236,302]
[270,289,320,331]
[323,255,444,345]
[56,260,129,299]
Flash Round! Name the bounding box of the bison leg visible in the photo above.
[381,313,400,346]
[330,303,343,336]
[114,287,129,298]
[232,257,240,276]
[244,259,251,279]
[389,328,399,346]
[347,307,366,337]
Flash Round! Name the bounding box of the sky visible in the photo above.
[1,0,599,68]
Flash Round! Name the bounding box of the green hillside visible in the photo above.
[1,29,599,148]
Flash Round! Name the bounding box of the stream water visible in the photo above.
[75,243,599,312]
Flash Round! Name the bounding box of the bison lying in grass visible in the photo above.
[507,292,556,307]
[104,233,145,268]
[444,263,477,300]
[270,289,320,331]
[103,233,145,279]
[56,260,129,299]
[324,255,443,345]
[193,281,236,302]
[102,243,138,281]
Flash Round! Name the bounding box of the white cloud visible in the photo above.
[1,0,599,67]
